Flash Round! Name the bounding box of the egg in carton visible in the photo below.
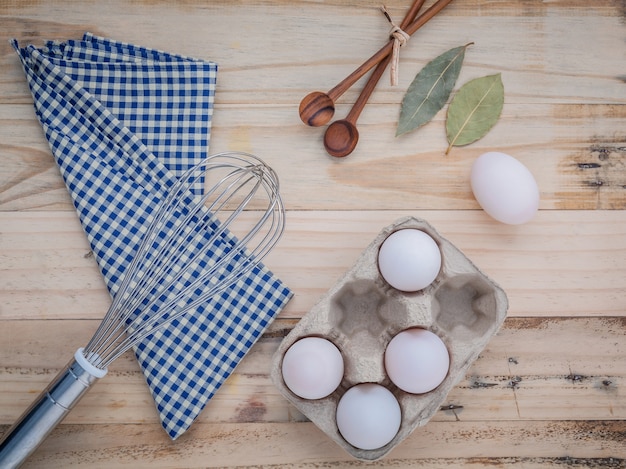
[270,216,508,461]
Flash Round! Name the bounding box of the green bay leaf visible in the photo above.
[396,44,471,137]
[445,73,504,154]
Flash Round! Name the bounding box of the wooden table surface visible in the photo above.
[1,1,625,467]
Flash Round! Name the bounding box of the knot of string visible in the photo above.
[381,5,410,86]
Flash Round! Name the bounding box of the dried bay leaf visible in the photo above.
[396,44,471,137]
[445,73,504,154]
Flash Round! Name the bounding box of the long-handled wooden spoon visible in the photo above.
[299,0,454,127]
[323,54,392,157]
[324,1,426,157]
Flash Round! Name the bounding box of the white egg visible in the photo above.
[384,328,449,394]
[470,151,540,225]
[336,383,401,450]
[282,337,344,400]
[377,229,441,292]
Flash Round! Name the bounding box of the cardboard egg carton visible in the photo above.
[270,216,508,461]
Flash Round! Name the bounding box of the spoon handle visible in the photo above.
[326,0,454,102]
[398,0,428,31]
[345,54,391,123]
[326,44,391,103]
[344,0,426,123]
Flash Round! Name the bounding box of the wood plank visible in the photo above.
[2,103,626,211]
[1,1,624,106]
[5,420,624,468]
[2,210,625,320]
[0,317,623,425]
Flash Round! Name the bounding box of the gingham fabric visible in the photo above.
[12,34,292,439]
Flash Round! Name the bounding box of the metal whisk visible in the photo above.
[0,151,286,468]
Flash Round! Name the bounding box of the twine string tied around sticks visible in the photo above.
[381,5,410,86]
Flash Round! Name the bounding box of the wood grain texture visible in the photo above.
[1,0,625,467]
[2,102,626,211]
[2,210,625,320]
[0,316,623,425]
[4,421,624,468]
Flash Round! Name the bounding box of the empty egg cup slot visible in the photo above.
[432,273,501,340]
[329,280,415,341]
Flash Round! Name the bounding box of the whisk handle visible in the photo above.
[0,348,107,468]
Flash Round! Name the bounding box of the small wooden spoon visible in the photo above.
[299,0,453,127]
[323,54,392,157]
[298,47,391,127]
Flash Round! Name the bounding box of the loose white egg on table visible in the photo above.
[336,383,401,450]
[281,337,344,400]
[384,328,450,394]
[377,229,441,292]
[470,151,540,225]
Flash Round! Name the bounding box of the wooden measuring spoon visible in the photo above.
[299,0,453,127]
[298,42,393,127]
[323,54,392,157]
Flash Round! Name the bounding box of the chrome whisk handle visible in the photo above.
[0,349,107,468]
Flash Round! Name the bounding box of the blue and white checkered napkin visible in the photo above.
[12,33,292,439]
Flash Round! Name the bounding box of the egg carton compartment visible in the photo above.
[270,216,508,461]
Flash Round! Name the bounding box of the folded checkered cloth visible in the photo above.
[12,33,292,439]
